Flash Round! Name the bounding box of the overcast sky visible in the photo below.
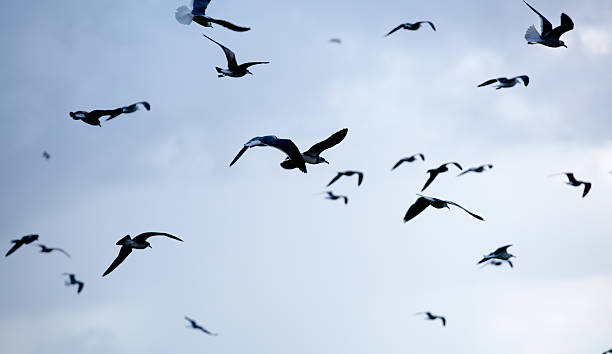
[1,1,611,353]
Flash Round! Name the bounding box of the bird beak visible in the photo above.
[324,160,329,164]
[563,44,567,48]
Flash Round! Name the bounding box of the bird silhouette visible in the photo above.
[421,162,462,191]
[6,234,39,257]
[415,312,446,326]
[280,128,348,170]
[184,316,218,336]
[404,194,483,222]
[326,170,363,187]
[175,0,249,32]
[37,244,71,258]
[523,0,573,48]
[203,34,268,78]
[62,273,84,294]
[385,21,436,36]
[230,135,307,173]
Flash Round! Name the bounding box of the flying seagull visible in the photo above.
[457,164,493,176]
[326,170,364,187]
[391,153,425,170]
[421,162,462,191]
[175,0,249,32]
[404,194,483,222]
[280,128,348,170]
[62,273,84,294]
[478,245,515,267]
[478,76,529,89]
[102,232,183,277]
[323,191,348,204]
[5,234,39,257]
[602,349,612,354]
[230,135,307,173]
[549,173,591,197]
[415,312,446,327]
[185,316,218,336]
[37,244,71,258]
[524,0,573,48]
[385,21,436,36]
[70,101,150,127]
[42,151,50,160]
[203,34,269,78]
[329,38,342,44]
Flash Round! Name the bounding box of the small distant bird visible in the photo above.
[478,76,529,89]
[329,38,342,44]
[62,273,84,294]
[457,164,493,176]
[602,349,612,354]
[185,316,218,336]
[415,312,446,327]
[549,173,592,197]
[37,244,71,258]
[478,245,515,267]
[175,0,249,32]
[5,234,39,257]
[323,191,348,204]
[524,0,573,48]
[385,21,436,36]
[42,151,50,160]
[280,128,348,170]
[404,194,483,222]
[326,170,363,187]
[391,154,425,170]
[102,232,183,277]
[70,101,150,127]
[421,162,462,191]
[203,34,268,78]
[230,135,307,173]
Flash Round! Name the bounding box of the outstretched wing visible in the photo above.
[404,197,430,222]
[478,79,498,87]
[206,17,250,32]
[549,13,574,39]
[421,171,438,192]
[523,0,552,35]
[122,101,150,113]
[229,146,249,167]
[419,21,436,31]
[238,61,270,69]
[326,173,343,187]
[5,242,22,257]
[304,128,348,156]
[356,172,364,186]
[133,232,183,243]
[445,162,462,170]
[385,24,405,37]
[53,248,71,258]
[341,196,348,204]
[446,201,484,221]
[391,159,405,170]
[515,75,529,86]
[266,138,307,173]
[440,317,446,326]
[582,182,591,197]
[494,244,512,254]
[565,172,578,184]
[77,281,84,293]
[202,34,238,70]
[102,246,132,277]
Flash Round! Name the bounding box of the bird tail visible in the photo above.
[175,5,193,25]
[116,235,131,245]
[524,25,541,43]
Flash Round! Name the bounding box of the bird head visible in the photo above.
[560,40,567,48]
[319,157,329,164]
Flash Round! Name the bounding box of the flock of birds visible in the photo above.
[5,0,610,352]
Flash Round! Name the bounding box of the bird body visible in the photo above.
[280,128,348,170]
[404,194,483,222]
[415,312,446,326]
[203,35,268,78]
[230,135,307,173]
[457,164,493,176]
[478,245,515,267]
[386,21,436,36]
[6,234,39,257]
[478,76,529,89]
[175,0,249,32]
[523,1,573,48]
[422,162,462,191]
[185,316,218,336]
[70,101,150,126]
[391,153,425,170]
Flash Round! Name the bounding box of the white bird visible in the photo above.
[175,0,249,32]
[404,194,483,222]
[478,76,529,89]
[523,1,573,48]
[415,312,446,327]
[203,35,269,78]
[478,245,515,267]
[385,22,436,36]
[230,135,307,173]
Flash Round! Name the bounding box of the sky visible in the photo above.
[1,0,611,353]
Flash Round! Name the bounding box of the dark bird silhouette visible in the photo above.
[478,245,515,267]
[70,101,150,127]
[478,76,529,89]
[457,164,493,176]
[63,273,84,294]
[185,316,218,336]
[602,349,612,354]
[42,151,50,160]
[280,128,348,170]
[415,312,446,327]
[5,234,39,257]
[421,162,462,191]
[329,38,342,44]
[37,244,71,258]
[102,232,183,277]
[404,194,483,222]
[203,34,268,78]
[524,1,573,48]
[230,135,307,173]
[175,0,249,32]
[326,170,363,187]
[391,153,425,170]
[385,21,436,36]
[323,191,348,204]
[550,173,592,197]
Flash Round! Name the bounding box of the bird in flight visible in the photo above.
[478,76,529,89]
[230,135,307,173]
[457,164,493,176]
[102,232,183,277]
[478,245,515,267]
[549,173,592,197]
[203,34,269,78]
[63,273,84,294]
[322,191,348,204]
[421,162,462,191]
[523,0,573,48]
[329,38,342,44]
[479,259,507,268]
[175,0,249,32]
[42,151,50,160]
[37,244,71,258]
[280,128,348,170]
[415,312,446,327]
[602,349,612,354]
[70,101,150,127]
[185,316,218,336]
[5,234,39,257]
[326,170,364,187]
[404,194,483,222]
[391,154,425,170]
[385,21,436,36]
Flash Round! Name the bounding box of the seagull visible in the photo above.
[457,164,493,176]
[202,34,268,78]
[70,101,150,126]
[421,162,462,191]
[230,135,307,173]
[523,1,573,48]
[404,194,483,222]
[102,232,183,277]
[415,312,446,327]
[185,316,218,336]
[549,173,591,197]
[391,154,425,170]
[42,151,50,160]
[280,128,348,170]
[478,245,515,267]
[37,244,71,258]
[385,21,436,36]
[329,38,342,44]
[478,76,529,89]
[326,171,363,187]
[323,191,348,204]
[175,0,249,32]
[602,349,612,354]
[62,273,84,294]
[5,234,39,257]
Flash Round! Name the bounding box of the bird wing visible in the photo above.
[446,201,484,221]
[507,260,514,268]
[77,281,84,293]
[582,182,591,197]
[456,169,473,177]
[205,17,250,32]
[421,171,438,192]
[202,34,238,70]
[478,78,498,87]
[403,197,430,222]
[494,244,512,254]
[417,153,425,161]
[477,257,490,264]
[185,316,197,326]
[304,128,348,156]
[342,196,348,204]
[391,159,405,170]
[356,172,364,186]
[53,248,71,258]
[191,0,211,15]
[514,75,529,86]
[565,172,578,184]
[523,1,552,35]
[238,61,270,69]
[5,242,22,257]
[550,13,574,39]
[265,138,307,173]
[446,162,462,170]
[229,146,249,167]
[102,245,132,277]
[419,21,436,31]
[198,326,217,336]
[133,232,183,243]
[440,317,446,326]
[326,173,343,187]
[385,24,405,37]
